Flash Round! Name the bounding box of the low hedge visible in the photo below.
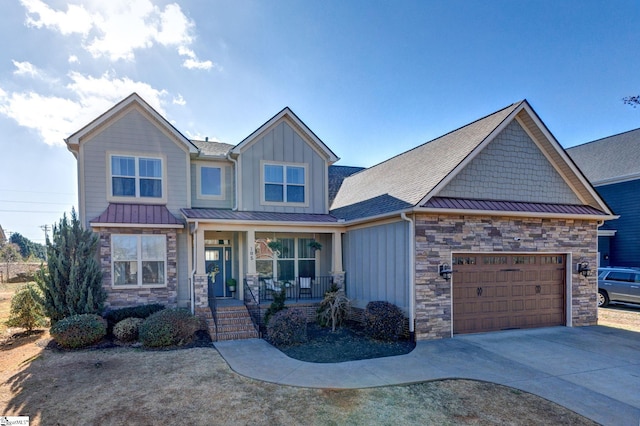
[266,308,307,346]
[50,314,107,348]
[138,308,202,348]
[113,317,145,342]
[363,301,406,341]
[103,303,165,327]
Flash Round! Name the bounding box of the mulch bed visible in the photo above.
[272,321,416,363]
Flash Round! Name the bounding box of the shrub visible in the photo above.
[103,304,165,330]
[37,209,106,323]
[316,290,350,332]
[113,317,145,342]
[5,283,48,331]
[138,308,202,348]
[266,308,307,346]
[363,301,406,341]
[50,314,107,348]
[264,287,287,326]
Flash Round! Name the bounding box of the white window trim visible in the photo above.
[111,234,167,289]
[107,152,168,204]
[196,163,226,200]
[260,160,309,207]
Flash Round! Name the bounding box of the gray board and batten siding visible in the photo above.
[81,107,191,307]
[438,120,582,205]
[344,220,410,313]
[238,120,329,214]
[80,108,190,223]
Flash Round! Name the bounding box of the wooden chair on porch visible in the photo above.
[298,277,312,298]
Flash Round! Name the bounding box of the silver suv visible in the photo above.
[598,267,640,307]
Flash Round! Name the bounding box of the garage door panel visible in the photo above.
[453,253,565,334]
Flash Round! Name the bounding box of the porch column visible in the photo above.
[194,226,208,308]
[331,231,346,289]
[245,229,260,302]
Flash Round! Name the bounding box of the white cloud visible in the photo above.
[172,94,186,106]
[0,71,169,146]
[12,60,41,78]
[21,0,214,69]
[21,0,94,35]
[68,55,79,64]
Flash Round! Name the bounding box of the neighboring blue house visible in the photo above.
[567,129,640,268]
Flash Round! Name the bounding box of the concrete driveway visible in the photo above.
[215,326,640,425]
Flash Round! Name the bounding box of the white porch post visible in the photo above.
[194,226,208,309]
[331,231,345,289]
[245,229,260,301]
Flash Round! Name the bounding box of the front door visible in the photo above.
[205,247,233,298]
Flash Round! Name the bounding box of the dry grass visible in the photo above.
[2,283,636,425]
[598,304,640,332]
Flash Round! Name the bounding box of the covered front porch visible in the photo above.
[182,210,347,314]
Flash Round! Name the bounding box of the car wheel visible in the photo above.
[597,290,609,307]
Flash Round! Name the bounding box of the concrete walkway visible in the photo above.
[215,326,640,426]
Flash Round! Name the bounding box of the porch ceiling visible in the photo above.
[181,208,341,223]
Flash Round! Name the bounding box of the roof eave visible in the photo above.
[90,223,184,229]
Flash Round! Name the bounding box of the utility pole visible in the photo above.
[41,225,50,261]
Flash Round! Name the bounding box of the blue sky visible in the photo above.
[1,0,639,244]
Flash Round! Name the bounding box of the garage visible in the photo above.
[452,253,566,334]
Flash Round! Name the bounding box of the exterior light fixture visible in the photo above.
[439,263,453,280]
[577,262,591,277]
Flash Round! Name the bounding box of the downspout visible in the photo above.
[227,152,239,211]
[190,220,199,314]
[401,212,416,341]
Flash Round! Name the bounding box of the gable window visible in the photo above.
[111,155,163,199]
[263,163,306,204]
[197,164,225,200]
[112,234,166,287]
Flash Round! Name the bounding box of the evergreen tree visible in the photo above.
[37,208,106,322]
[5,283,48,331]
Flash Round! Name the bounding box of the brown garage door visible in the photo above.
[452,254,565,334]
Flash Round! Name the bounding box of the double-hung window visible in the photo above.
[112,234,166,287]
[111,155,163,199]
[263,163,306,204]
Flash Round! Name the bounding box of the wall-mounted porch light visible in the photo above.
[439,263,453,280]
[577,262,591,277]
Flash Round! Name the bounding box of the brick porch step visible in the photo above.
[214,305,259,341]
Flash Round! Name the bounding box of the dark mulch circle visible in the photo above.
[272,321,416,363]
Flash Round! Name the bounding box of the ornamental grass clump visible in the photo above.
[316,289,350,332]
[138,308,202,348]
[363,301,406,341]
[113,317,145,342]
[50,314,107,348]
[266,308,307,346]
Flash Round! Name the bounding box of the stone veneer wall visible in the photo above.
[98,228,179,309]
[414,214,598,341]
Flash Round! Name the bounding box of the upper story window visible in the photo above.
[197,164,225,200]
[110,155,163,200]
[263,162,307,205]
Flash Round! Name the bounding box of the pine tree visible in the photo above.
[37,208,106,322]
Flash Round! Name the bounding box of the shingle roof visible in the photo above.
[330,101,523,214]
[191,140,235,157]
[566,128,640,184]
[181,208,340,223]
[328,165,364,207]
[423,197,607,216]
[90,204,183,227]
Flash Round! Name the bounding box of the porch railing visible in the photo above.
[258,276,334,302]
[243,278,263,336]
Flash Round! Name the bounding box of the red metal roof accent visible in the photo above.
[181,208,340,223]
[422,197,606,216]
[90,204,183,226]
